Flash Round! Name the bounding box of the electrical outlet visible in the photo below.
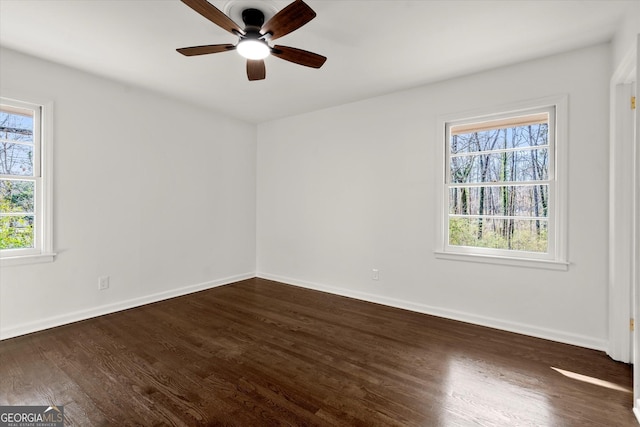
[98,275,110,290]
[372,269,379,280]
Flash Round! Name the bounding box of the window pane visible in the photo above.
[450,148,548,183]
[0,109,34,144]
[449,217,548,252]
[449,185,548,218]
[0,180,35,213]
[0,215,34,249]
[450,123,548,155]
[0,142,34,176]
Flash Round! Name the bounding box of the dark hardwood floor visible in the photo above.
[0,278,635,426]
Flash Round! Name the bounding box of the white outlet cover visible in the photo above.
[98,276,110,290]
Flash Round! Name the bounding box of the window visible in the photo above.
[436,97,568,270]
[0,97,54,265]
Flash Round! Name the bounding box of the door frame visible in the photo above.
[609,43,637,365]
[634,35,640,422]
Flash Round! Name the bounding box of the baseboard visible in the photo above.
[257,272,608,352]
[5,271,608,352]
[0,272,255,340]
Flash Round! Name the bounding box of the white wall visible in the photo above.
[257,44,611,350]
[612,1,640,72]
[0,48,257,339]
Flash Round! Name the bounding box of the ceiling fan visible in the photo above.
[177,0,327,81]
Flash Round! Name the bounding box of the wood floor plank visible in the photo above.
[0,278,635,426]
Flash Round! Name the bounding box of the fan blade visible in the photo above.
[271,45,326,68]
[247,59,266,81]
[181,0,244,36]
[261,0,316,41]
[177,44,236,56]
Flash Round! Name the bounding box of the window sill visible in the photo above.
[1,252,57,267]
[434,251,569,271]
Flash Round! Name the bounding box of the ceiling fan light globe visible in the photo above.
[237,39,270,60]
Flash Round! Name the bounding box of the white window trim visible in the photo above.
[0,97,55,267]
[434,95,569,270]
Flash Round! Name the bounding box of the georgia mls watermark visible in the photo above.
[0,406,64,427]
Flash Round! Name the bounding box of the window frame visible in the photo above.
[0,96,55,266]
[434,95,568,270]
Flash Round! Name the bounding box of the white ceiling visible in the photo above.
[0,0,635,123]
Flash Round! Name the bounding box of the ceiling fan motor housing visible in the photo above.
[242,8,265,31]
[237,7,269,60]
